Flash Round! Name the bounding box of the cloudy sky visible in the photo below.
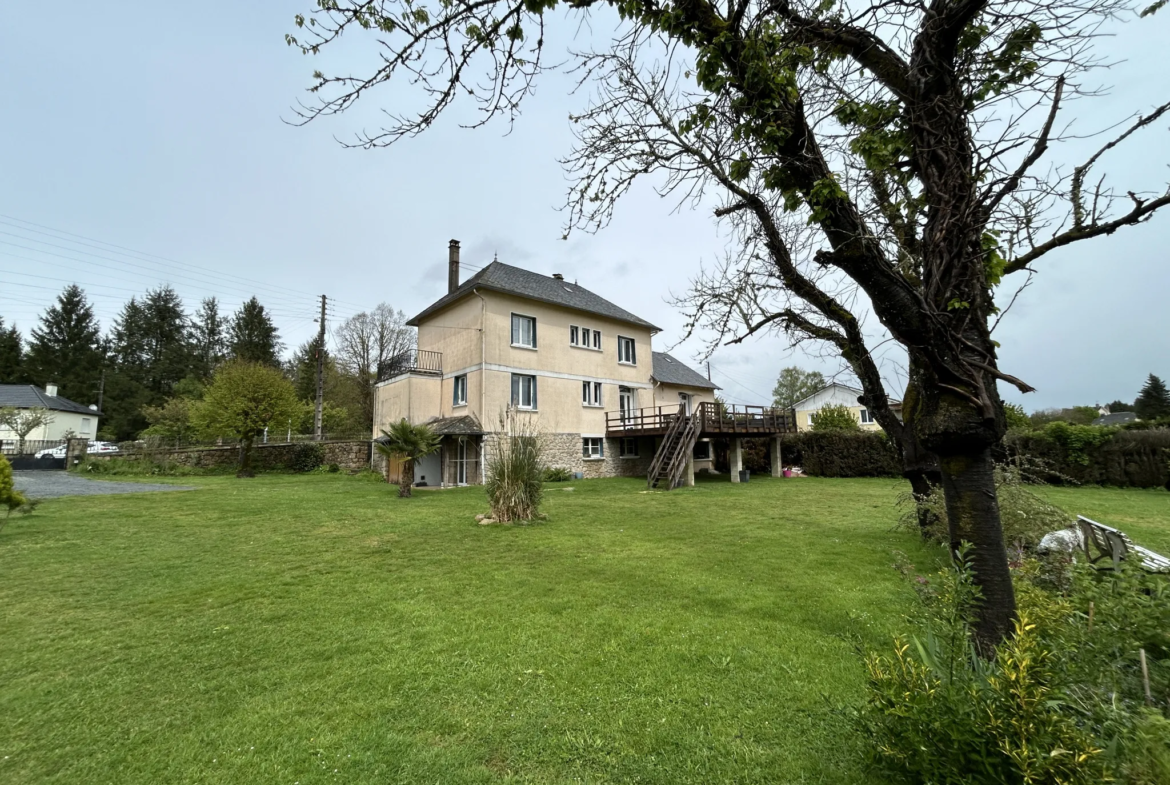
[2,1,1166,410]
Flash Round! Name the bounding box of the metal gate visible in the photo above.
[2,439,67,470]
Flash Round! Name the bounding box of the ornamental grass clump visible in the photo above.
[485,413,543,522]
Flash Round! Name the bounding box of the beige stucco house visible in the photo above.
[373,242,751,487]
[791,383,901,432]
[0,384,102,446]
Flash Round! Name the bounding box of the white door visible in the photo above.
[619,387,635,422]
[679,392,692,415]
[456,439,468,485]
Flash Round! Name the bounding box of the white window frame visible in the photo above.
[511,313,537,349]
[617,335,637,365]
[570,325,580,346]
[80,417,92,433]
[582,437,604,460]
[511,373,537,410]
[453,374,468,407]
[582,380,603,408]
[859,408,874,424]
[592,329,602,350]
[571,325,603,352]
[620,437,639,458]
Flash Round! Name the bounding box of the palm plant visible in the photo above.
[375,419,441,498]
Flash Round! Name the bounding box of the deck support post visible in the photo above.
[729,438,744,483]
[684,452,695,487]
[771,435,783,477]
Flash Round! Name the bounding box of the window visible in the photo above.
[582,380,603,407]
[620,437,639,458]
[511,374,537,409]
[617,335,636,364]
[859,408,874,424]
[511,314,537,348]
[693,441,711,460]
[570,325,580,346]
[80,417,92,433]
[453,374,468,406]
[582,437,604,459]
[571,325,602,351]
[592,329,601,350]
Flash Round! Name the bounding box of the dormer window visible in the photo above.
[511,314,537,349]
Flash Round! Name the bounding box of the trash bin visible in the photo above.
[738,469,750,483]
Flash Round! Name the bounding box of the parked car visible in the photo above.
[34,444,68,460]
[33,441,118,460]
[88,441,120,454]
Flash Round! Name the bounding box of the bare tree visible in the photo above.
[0,407,55,454]
[288,0,1169,649]
[333,304,415,431]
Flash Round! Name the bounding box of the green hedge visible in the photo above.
[1005,428,1170,488]
[740,431,901,478]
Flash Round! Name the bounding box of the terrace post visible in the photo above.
[684,451,695,487]
[729,438,743,483]
[771,436,783,478]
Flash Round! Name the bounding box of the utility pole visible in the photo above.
[314,295,327,441]
[96,369,106,411]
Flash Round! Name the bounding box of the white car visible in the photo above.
[34,444,68,460]
[88,441,120,454]
[33,441,118,460]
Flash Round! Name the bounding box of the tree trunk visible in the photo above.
[399,459,413,498]
[905,467,942,535]
[938,447,1016,655]
[237,436,255,478]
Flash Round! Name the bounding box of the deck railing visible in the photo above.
[377,349,443,382]
[606,402,792,435]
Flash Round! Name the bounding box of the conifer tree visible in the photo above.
[24,285,103,404]
[229,297,282,366]
[1134,374,1170,420]
[191,297,228,378]
[0,317,25,383]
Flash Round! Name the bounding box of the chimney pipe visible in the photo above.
[45,383,58,397]
[448,239,461,293]
[552,273,564,281]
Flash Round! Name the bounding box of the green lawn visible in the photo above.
[1037,484,1170,553]
[2,474,1165,784]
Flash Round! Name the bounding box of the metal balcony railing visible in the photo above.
[377,349,443,382]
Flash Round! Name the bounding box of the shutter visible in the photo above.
[582,381,588,404]
[530,318,537,348]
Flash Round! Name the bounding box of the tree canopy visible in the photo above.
[23,285,103,405]
[1134,374,1170,420]
[772,367,826,410]
[230,297,283,366]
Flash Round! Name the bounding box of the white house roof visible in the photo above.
[791,382,901,411]
[0,384,101,416]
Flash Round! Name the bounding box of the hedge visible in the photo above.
[1004,428,1170,489]
[740,431,902,478]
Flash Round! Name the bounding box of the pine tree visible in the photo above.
[1134,374,1170,420]
[289,335,328,402]
[191,297,227,378]
[139,286,194,396]
[229,297,282,366]
[24,285,104,404]
[0,317,25,383]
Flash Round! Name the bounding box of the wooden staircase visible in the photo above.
[647,405,699,490]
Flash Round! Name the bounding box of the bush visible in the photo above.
[541,466,572,483]
[782,430,901,477]
[862,553,1170,785]
[485,415,543,522]
[327,463,340,473]
[1005,428,1170,488]
[289,442,325,473]
[1,454,29,516]
[80,456,214,477]
[810,403,861,431]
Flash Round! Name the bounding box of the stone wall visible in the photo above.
[535,432,653,479]
[87,440,372,472]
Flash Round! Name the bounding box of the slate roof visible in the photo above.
[407,261,660,331]
[0,385,101,416]
[651,352,720,390]
[374,415,483,440]
[791,382,903,410]
[1093,411,1137,426]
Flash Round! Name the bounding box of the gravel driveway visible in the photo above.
[13,472,195,499]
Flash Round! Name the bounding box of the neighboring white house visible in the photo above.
[791,383,901,432]
[0,384,102,443]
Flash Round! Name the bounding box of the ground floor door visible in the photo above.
[619,387,635,422]
[456,439,468,485]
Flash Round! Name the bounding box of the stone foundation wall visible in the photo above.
[88,440,372,472]
[526,432,654,480]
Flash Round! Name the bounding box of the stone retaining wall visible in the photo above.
[87,440,372,472]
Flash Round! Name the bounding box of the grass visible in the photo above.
[1,472,1164,783]
[1036,484,1170,553]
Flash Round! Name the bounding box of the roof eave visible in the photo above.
[408,283,660,331]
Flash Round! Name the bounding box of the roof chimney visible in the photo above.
[45,383,58,397]
[448,239,461,294]
[552,273,564,281]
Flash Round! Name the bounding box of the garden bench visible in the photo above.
[1076,516,1170,573]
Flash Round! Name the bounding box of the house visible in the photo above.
[1093,411,1138,427]
[790,383,901,432]
[0,383,102,445]
[373,241,789,487]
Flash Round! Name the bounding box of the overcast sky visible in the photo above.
[1,1,1166,410]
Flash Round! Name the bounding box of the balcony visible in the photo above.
[378,349,443,382]
[605,402,792,437]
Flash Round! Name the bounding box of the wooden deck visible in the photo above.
[605,402,792,438]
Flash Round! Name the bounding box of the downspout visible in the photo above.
[473,288,487,484]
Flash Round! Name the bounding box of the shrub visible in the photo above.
[1005,428,1170,488]
[810,403,861,431]
[327,463,340,473]
[485,414,543,522]
[1,453,29,516]
[289,443,324,473]
[541,466,572,483]
[783,430,901,477]
[80,456,213,477]
[862,552,1170,785]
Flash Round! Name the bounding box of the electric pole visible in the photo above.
[314,295,327,441]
